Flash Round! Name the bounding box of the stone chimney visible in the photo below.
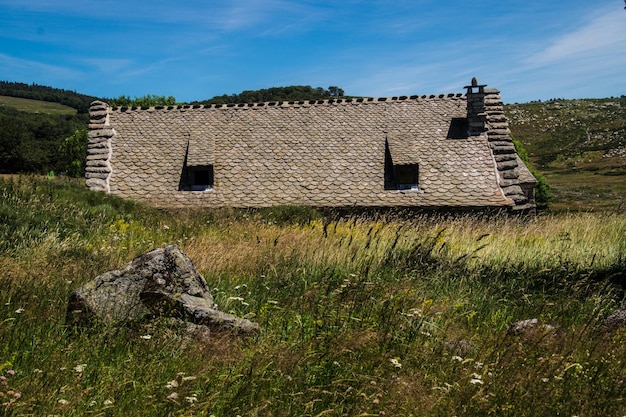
[465,77,488,135]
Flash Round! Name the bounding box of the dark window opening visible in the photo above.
[188,165,214,191]
[394,164,419,190]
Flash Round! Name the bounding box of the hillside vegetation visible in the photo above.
[0,96,77,116]
[505,98,626,211]
[1,176,625,416]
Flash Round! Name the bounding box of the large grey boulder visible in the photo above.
[67,245,259,335]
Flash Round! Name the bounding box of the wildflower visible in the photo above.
[88,400,97,407]
[12,392,21,399]
[103,399,114,406]
[14,308,24,314]
[182,376,197,382]
[58,399,69,405]
[33,369,43,374]
[73,364,86,373]
[6,370,15,376]
[390,358,402,369]
[470,373,483,385]
[165,380,179,389]
[167,392,179,400]
[140,335,152,340]
[451,356,463,362]
[227,296,249,306]
[185,394,198,404]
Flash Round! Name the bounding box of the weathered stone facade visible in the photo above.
[86,80,536,210]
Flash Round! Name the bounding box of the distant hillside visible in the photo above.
[505,98,626,169]
[0,81,97,113]
[505,98,626,211]
[0,95,77,116]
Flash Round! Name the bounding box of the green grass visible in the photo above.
[543,168,626,212]
[0,95,77,115]
[1,176,625,416]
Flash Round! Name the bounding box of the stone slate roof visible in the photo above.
[86,88,536,210]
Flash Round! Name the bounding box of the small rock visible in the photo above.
[444,339,475,356]
[508,318,556,337]
[602,305,626,330]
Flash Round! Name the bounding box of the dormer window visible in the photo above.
[180,136,215,192]
[384,138,419,190]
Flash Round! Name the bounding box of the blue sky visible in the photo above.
[0,0,624,104]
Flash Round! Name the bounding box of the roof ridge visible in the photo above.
[104,93,466,112]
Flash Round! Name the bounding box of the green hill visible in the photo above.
[505,98,626,211]
[0,95,77,116]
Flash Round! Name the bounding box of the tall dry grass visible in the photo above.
[1,176,624,416]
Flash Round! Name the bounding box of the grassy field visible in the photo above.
[1,176,625,416]
[0,95,77,116]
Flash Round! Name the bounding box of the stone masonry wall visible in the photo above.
[85,101,113,192]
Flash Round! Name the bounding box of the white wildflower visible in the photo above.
[58,399,69,405]
[185,394,198,404]
[182,376,197,382]
[73,364,86,373]
[88,400,97,407]
[165,379,179,389]
[140,335,152,340]
[451,356,463,362]
[103,399,114,406]
[15,308,25,314]
[227,296,249,306]
[390,358,402,368]
[167,392,179,400]
[470,373,483,385]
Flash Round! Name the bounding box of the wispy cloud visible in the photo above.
[0,53,82,80]
[527,8,626,65]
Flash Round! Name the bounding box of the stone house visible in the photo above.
[86,80,536,211]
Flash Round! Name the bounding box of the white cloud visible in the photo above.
[0,53,82,80]
[526,8,626,65]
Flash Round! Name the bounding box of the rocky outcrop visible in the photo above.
[67,245,259,335]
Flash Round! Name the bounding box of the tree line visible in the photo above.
[198,85,345,105]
